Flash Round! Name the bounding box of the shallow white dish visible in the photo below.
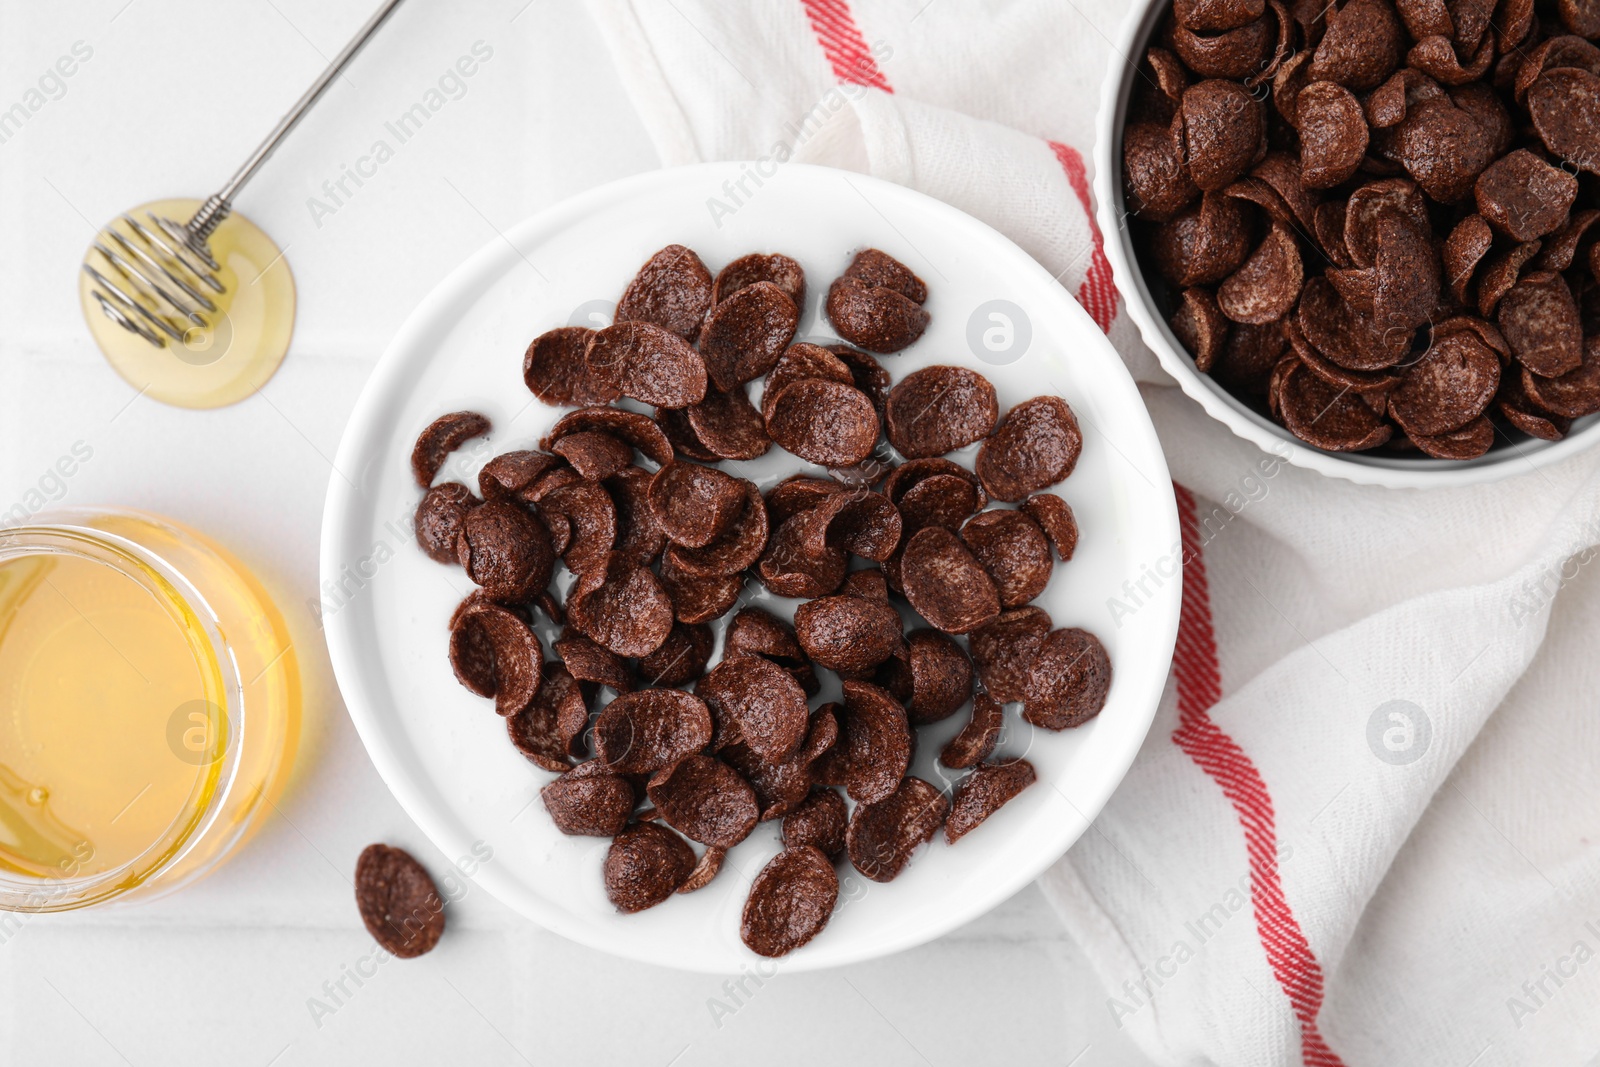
[1094,0,1600,489]
[322,162,1180,972]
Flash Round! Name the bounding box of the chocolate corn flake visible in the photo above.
[594,688,714,775]
[781,788,849,857]
[1177,0,1265,34]
[900,526,1002,635]
[411,410,491,489]
[1173,11,1279,81]
[1522,336,1600,419]
[1170,287,1229,371]
[941,691,1006,770]
[723,705,839,820]
[1408,414,1495,459]
[1497,271,1583,378]
[762,343,855,422]
[1151,193,1253,288]
[841,568,890,601]
[1389,328,1502,436]
[585,321,708,410]
[1533,209,1600,273]
[554,632,634,693]
[616,244,714,342]
[1528,68,1600,177]
[832,346,893,417]
[456,499,555,601]
[794,594,905,674]
[415,482,478,564]
[1178,80,1267,190]
[648,461,747,549]
[539,480,617,577]
[567,551,674,657]
[824,250,931,353]
[740,845,839,957]
[605,466,667,565]
[946,759,1037,844]
[1020,494,1079,562]
[657,550,744,624]
[646,755,759,849]
[1499,373,1575,439]
[725,606,806,663]
[1311,0,1405,90]
[554,416,673,476]
[1444,213,1494,305]
[550,431,633,482]
[826,277,930,354]
[697,652,811,764]
[685,386,772,461]
[1023,628,1113,730]
[960,508,1054,608]
[885,458,988,529]
[508,664,588,772]
[700,281,801,391]
[1297,80,1368,188]
[1219,223,1303,326]
[664,478,769,577]
[766,378,881,467]
[1475,239,1544,320]
[846,776,949,883]
[477,449,563,504]
[1125,121,1201,222]
[895,473,986,537]
[449,601,543,714]
[1292,281,1408,374]
[524,326,617,407]
[766,474,844,525]
[355,845,446,959]
[843,248,929,303]
[714,252,806,309]
[803,488,903,562]
[655,405,718,462]
[677,845,727,894]
[878,628,974,726]
[975,397,1083,503]
[823,680,913,805]
[1276,358,1395,451]
[542,762,634,837]
[1475,150,1579,243]
[885,365,999,459]
[604,822,697,913]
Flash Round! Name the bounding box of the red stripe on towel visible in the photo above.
[1046,140,1118,334]
[1171,483,1345,1067]
[800,0,892,91]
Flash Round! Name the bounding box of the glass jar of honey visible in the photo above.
[0,509,299,911]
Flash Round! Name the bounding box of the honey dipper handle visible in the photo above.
[187,0,407,243]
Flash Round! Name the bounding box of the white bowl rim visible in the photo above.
[1092,0,1600,490]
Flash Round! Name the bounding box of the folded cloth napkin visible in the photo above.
[585,2,1600,1063]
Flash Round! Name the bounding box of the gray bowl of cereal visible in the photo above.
[1094,0,1600,486]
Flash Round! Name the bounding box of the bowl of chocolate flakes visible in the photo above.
[1096,0,1600,486]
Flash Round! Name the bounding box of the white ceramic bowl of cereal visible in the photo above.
[323,162,1180,971]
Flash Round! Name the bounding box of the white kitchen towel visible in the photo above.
[584,1,1600,1064]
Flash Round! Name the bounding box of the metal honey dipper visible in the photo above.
[78,0,406,409]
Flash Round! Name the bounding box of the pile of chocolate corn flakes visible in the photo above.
[1123,0,1600,457]
[409,244,1109,957]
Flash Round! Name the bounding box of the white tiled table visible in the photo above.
[0,2,1155,1062]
